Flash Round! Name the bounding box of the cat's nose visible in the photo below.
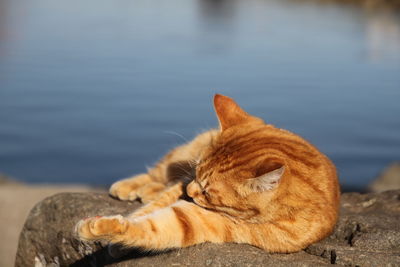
[186,181,199,198]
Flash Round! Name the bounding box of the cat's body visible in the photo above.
[75,94,340,253]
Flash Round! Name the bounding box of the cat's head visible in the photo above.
[187,94,286,220]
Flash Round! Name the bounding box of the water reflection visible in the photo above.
[365,10,400,60]
[285,0,400,61]
[0,0,9,48]
[196,0,237,54]
[198,0,236,21]
[0,0,399,188]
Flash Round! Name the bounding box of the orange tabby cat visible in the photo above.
[75,94,340,253]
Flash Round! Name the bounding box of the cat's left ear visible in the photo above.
[213,94,262,131]
[245,165,285,192]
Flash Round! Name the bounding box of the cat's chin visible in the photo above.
[192,198,203,206]
[192,198,210,209]
[192,199,223,214]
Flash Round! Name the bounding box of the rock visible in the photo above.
[369,162,400,192]
[0,176,99,267]
[306,190,400,266]
[16,191,400,267]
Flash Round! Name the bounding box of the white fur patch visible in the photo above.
[246,166,284,192]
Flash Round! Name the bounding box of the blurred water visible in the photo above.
[0,0,399,189]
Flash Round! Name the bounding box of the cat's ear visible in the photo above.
[213,94,259,131]
[245,165,284,192]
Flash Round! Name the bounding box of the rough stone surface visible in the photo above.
[368,162,400,193]
[16,190,400,267]
[0,178,98,267]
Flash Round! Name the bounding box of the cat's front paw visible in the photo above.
[75,215,128,241]
[109,174,152,201]
[109,174,166,203]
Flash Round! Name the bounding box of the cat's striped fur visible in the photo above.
[75,94,340,253]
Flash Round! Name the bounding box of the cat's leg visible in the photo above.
[107,182,185,258]
[109,129,218,203]
[109,174,166,203]
[127,182,183,218]
[76,200,244,250]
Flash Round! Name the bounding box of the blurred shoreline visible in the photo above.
[295,0,400,9]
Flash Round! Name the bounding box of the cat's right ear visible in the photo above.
[213,94,256,131]
[244,166,284,193]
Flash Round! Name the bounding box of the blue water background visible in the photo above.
[0,0,399,189]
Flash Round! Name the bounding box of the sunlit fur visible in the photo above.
[76,94,340,253]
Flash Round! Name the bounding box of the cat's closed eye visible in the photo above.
[202,189,210,197]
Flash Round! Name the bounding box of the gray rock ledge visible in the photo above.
[16,190,400,267]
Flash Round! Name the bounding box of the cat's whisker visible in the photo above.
[173,164,194,178]
[186,159,199,169]
[163,131,189,143]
